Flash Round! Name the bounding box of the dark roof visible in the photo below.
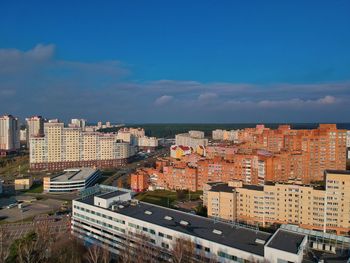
[242,184,264,191]
[325,170,350,175]
[267,229,305,254]
[97,191,128,199]
[78,197,271,256]
[210,184,235,193]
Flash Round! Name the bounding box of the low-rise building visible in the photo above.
[72,185,312,263]
[43,168,101,192]
[14,178,33,190]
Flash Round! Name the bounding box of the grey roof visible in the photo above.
[51,168,98,182]
[97,191,129,199]
[325,170,350,175]
[267,229,306,254]
[210,184,235,193]
[78,196,271,256]
[242,184,264,191]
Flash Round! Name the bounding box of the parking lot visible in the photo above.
[0,198,64,222]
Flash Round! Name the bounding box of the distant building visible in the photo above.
[130,169,150,192]
[0,114,20,155]
[20,129,27,144]
[137,136,158,151]
[26,115,45,148]
[175,131,208,149]
[30,120,136,170]
[212,129,240,142]
[170,145,192,158]
[43,168,101,192]
[14,178,33,190]
[71,119,86,131]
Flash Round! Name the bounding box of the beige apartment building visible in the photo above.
[206,170,350,235]
[26,116,44,147]
[0,114,20,153]
[175,131,208,149]
[30,121,135,170]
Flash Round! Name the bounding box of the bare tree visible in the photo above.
[118,231,162,263]
[171,237,196,263]
[49,233,85,263]
[0,226,10,263]
[85,243,110,263]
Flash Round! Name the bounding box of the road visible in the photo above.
[105,147,169,187]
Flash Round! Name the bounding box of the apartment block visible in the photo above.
[130,169,150,192]
[0,114,20,154]
[162,163,198,191]
[206,170,350,235]
[175,131,208,149]
[30,120,136,170]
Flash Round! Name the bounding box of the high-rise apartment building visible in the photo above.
[0,114,20,154]
[206,170,350,235]
[30,120,135,170]
[71,118,86,130]
[26,116,44,148]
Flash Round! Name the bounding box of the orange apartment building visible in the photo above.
[138,124,347,193]
[130,169,150,192]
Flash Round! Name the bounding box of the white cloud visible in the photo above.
[198,92,218,101]
[154,95,173,106]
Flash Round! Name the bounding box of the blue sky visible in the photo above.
[0,1,349,123]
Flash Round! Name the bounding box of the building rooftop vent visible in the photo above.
[130,199,139,206]
[144,210,152,215]
[164,216,173,221]
[212,229,222,235]
[255,238,266,245]
[180,220,190,226]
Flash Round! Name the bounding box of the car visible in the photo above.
[7,203,17,209]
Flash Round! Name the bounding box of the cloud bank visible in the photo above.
[0,44,349,123]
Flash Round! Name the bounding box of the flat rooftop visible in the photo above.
[210,183,235,193]
[77,196,271,256]
[96,191,129,199]
[51,168,98,182]
[267,229,305,254]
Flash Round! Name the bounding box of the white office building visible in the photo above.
[71,185,313,263]
[43,168,101,192]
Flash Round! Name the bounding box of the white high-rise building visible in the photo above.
[0,115,20,152]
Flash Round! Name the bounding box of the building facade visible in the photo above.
[0,114,20,154]
[30,120,136,170]
[43,168,101,192]
[26,116,44,148]
[206,170,350,235]
[72,185,309,263]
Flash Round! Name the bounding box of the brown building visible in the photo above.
[130,169,150,192]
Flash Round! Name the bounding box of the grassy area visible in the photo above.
[0,155,30,178]
[25,184,43,194]
[135,190,203,207]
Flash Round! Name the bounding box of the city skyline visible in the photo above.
[1,1,350,122]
